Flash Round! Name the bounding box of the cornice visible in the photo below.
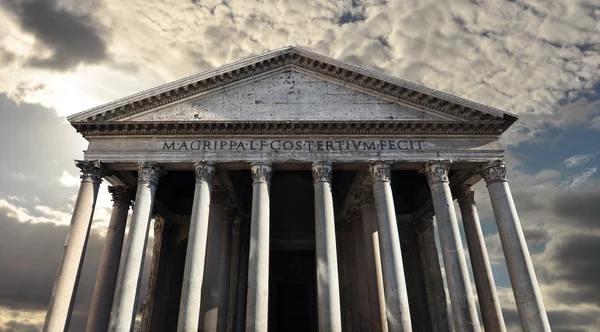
[71,120,506,137]
[67,47,518,132]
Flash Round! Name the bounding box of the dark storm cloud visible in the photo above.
[540,232,600,306]
[548,308,600,332]
[0,320,40,332]
[0,94,156,330]
[0,206,103,324]
[502,307,600,332]
[553,187,600,228]
[0,93,85,214]
[0,206,154,331]
[0,0,107,71]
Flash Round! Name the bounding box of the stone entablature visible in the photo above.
[82,135,503,165]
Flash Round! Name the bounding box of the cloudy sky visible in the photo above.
[0,0,599,331]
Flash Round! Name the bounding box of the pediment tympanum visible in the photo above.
[123,71,442,122]
[68,46,517,138]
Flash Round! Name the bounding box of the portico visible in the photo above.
[44,47,550,332]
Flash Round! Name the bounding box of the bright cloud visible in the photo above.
[564,153,595,168]
[570,167,598,188]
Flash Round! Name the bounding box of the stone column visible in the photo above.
[178,162,214,332]
[86,186,132,332]
[422,162,480,332]
[43,160,103,332]
[235,220,250,332]
[245,163,272,332]
[456,185,506,332]
[199,184,232,332]
[481,160,550,332]
[216,207,233,332]
[335,222,354,331]
[227,218,241,332]
[351,210,373,331]
[369,162,412,332]
[312,162,343,332]
[355,185,388,332]
[109,163,163,332]
[140,216,167,332]
[414,218,450,332]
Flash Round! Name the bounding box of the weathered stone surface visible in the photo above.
[127,71,442,122]
[84,136,503,164]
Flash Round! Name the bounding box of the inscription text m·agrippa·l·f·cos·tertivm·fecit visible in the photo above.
[162,139,426,152]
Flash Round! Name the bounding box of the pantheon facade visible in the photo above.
[43,47,550,332]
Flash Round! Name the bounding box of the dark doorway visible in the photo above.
[269,250,317,332]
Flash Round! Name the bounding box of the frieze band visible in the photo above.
[163,139,425,152]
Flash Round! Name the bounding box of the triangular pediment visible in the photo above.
[68,46,518,136]
[122,70,444,122]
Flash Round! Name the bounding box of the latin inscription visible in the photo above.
[162,140,425,151]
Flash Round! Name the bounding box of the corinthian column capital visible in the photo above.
[312,162,333,184]
[370,162,391,182]
[75,160,105,183]
[480,160,508,184]
[108,186,133,206]
[354,185,375,205]
[137,163,165,185]
[414,217,434,234]
[422,161,451,187]
[455,185,475,203]
[251,163,273,184]
[194,162,214,184]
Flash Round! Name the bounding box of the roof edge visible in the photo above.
[67,46,519,126]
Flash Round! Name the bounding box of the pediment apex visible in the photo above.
[67,46,518,130]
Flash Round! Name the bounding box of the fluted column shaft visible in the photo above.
[370,163,412,332]
[245,163,272,332]
[86,186,132,332]
[422,162,480,332]
[481,160,550,332]
[109,163,163,332]
[356,186,388,332]
[178,163,214,332]
[43,160,103,332]
[312,162,343,332]
[456,185,506,332]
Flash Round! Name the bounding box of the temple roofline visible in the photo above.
[67,46,518,128]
